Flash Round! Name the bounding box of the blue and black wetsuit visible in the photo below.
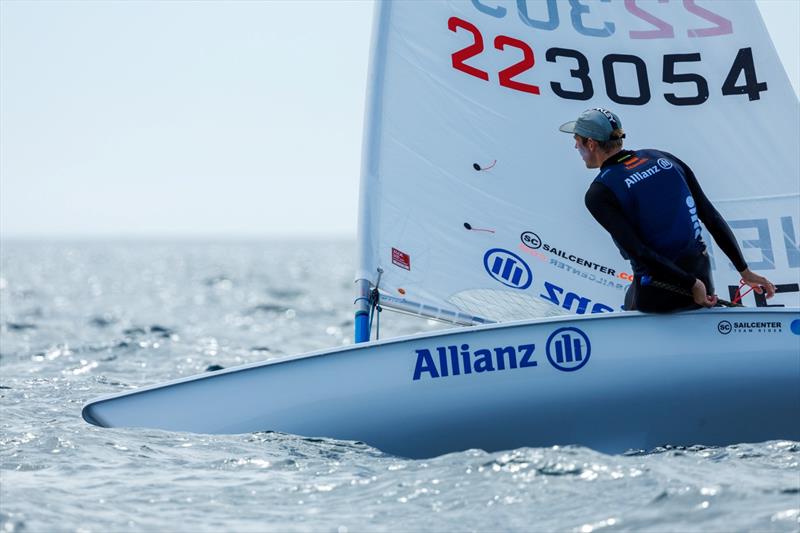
[585,149,748,312]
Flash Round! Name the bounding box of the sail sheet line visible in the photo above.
[712,192,800,203]
[378,292,492,326]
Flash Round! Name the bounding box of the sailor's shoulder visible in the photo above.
[594,167,614,181]
[637,148,681,162]
[635,148,666,158]
[594,164,624,183]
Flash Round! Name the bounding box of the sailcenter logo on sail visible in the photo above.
[520,231,619,276]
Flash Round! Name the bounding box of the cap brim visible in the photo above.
[559,121,577,134]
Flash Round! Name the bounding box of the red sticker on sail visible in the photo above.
[392,248,411,270]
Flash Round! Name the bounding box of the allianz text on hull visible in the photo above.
[83,309,800,459]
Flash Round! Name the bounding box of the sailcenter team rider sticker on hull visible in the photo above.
[412,327,592,380]
[717,320,783,334]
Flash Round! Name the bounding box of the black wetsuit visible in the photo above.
[584,149,747,312]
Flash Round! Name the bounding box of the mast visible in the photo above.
[354,1,391,343]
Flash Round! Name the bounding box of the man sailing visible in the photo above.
[560,108,775,312]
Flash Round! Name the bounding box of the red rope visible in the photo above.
[731,279,755,305]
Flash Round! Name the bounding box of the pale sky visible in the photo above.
[1,0,798,239]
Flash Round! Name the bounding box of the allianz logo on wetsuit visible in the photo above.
[624,158,673,188]
[412,327,591,381]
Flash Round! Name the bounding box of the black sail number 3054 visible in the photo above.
[448,17,768,105]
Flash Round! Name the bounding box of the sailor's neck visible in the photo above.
[600,149,632,169]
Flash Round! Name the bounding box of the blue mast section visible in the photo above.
[354,278,371,343]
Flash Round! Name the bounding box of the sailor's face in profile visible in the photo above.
[574,135,599,169]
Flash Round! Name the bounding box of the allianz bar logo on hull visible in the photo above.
[412,327,591,381]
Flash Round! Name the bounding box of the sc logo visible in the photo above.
[717,320,732,335]
[520,231,541,249]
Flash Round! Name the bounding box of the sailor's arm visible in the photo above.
[584,182,696,290]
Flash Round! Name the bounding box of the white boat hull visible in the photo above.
[83,309,800,458]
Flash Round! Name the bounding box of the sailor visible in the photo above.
[559,108,776,312]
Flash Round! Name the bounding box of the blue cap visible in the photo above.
[559,108,624,141]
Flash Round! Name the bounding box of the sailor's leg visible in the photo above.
[623,279,638,311]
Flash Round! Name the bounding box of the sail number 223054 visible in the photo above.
[448,16,768,105]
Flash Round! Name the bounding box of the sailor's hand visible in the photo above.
[740,268,776,298]
[691,279,717,307]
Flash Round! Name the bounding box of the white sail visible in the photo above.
[357,0,800,324]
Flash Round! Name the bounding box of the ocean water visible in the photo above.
[1,241,798,533]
